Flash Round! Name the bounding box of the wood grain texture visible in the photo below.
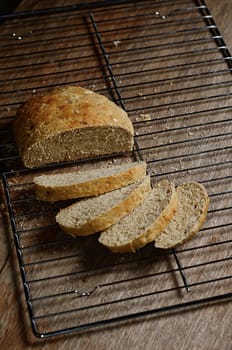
[0,1,231,349]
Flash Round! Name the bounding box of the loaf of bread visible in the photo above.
[98,180,177,253]
[154,181,209,249]
[56,175,151,236]
[34,161,147,202]
[13,86,134,168]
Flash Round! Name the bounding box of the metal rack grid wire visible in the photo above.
[0,0,231,339]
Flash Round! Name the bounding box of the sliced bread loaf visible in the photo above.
[13,85,134,168]
[34,161,146,201]
[154,181,209,249]
[56,175,151,236]
[98,180,177,253]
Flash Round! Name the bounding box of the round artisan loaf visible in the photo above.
[13,86,134,168]
[56,175,151,236]
[98,180,177,253]
[154,181,209,249]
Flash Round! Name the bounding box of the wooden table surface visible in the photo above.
[0,1,231,349]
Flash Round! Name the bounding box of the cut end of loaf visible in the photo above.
[22,126,133,168]
[154,181,209,249]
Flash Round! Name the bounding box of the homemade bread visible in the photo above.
[155,182,209,249]
[34,161,146,201]
[56,175,151,236]
[13,86,134,168]
[99,180,177,253]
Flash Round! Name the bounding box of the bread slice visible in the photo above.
[98,180,177,253]
[34,161,146,202]
[13,86,134,168]
[155,182,209,249]
[56,175,151,236]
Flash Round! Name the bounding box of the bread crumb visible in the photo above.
[139,114,151,121]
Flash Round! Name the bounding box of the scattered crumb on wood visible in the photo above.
[139,113,152,121]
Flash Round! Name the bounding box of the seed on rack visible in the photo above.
[12,33,16,37]
[113,40,121,47]
[161,15,166,19]
[32,89,36,94]
[137,92,143,96]
[170,166,178,171]
[155,11,160,15]
[188,131,193,136]
[17,36,22,40]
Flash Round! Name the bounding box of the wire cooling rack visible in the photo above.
[0,0,231,338]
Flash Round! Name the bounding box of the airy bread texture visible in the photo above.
[56,175,151,236]
[13,86,134,168]
[98,180,177,253]
[34,161,147,202]
[155,182,209,249]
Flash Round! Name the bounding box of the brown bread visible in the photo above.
[14,86,134,168]
[56,176,151,236]
[34,161,147,202]
[99,180,177,253]
[155,181,209,249]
